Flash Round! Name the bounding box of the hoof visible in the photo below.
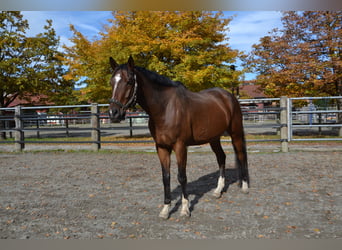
[180,209,191,217]
[159,212,169,220]
[159,204,170,220]
[241,188,249,194]
[180,197,191,217]
[241,181,249,194]
[212,191,222,199]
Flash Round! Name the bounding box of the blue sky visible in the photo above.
[22,11,283,81]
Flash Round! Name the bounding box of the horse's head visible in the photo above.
[108,56,137,122]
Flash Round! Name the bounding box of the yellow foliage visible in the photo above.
[64,11,241,103]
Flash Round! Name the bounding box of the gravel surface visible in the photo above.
[0,149,341,239]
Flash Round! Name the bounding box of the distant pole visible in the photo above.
[230,65,239,98]
[280,96,289,153]
[14,106,24,152]
[91,103,101,151]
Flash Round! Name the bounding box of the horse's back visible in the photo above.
[199,87,237,103]
[188,87,239,116]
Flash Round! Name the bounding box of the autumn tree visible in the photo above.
[0,11,75,108]
[64,11,241,103]
[245,11,342,98]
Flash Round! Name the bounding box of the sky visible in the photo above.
[21,11,284,81]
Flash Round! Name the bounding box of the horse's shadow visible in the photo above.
[169,168,239,216]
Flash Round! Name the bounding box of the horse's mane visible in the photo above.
[136,67,186,88]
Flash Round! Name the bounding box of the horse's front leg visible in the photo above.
[157,145,172,219]
[174,142,190,217]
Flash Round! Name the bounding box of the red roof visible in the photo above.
[8,94,54,107]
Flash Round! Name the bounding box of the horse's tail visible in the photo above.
[227,92,250,188]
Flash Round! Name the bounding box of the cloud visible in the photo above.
[20,11,283,80]
[22,11,112,47]
[22,11,283,53]
[227,11,283,53]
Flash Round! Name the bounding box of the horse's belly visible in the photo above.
[188,91,231,143]
[191,117,228,144]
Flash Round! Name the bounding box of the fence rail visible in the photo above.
[288,96,342,142]
[1,96,341,152]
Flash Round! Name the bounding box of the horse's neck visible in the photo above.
[137,77,171,116]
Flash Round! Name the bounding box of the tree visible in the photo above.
[64,11,241,103]
[1,11,75,139]
[0,11,75,108]
[245,11,342,98]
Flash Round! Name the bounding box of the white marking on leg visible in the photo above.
[180,195,190,217]
[213,176,225,198]
[242,180,249,194]
[159,204,171,219]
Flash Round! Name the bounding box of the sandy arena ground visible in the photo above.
[0,148,341,239]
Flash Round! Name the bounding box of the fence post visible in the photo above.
[280,96,289,152]
[91,103,101,151]
[0,109,6,140]
[65,118,70,137]
[36,118,40,139]
[14,105,24,151]
[129,117,133,137]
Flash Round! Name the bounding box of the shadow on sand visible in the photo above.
[169,168,239,216]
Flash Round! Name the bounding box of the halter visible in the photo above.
[109,74,138,110]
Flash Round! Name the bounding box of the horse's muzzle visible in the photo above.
[109,107,126,123]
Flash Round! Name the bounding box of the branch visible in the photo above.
[4,92,19,107]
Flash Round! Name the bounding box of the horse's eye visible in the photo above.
[128,78,135,85]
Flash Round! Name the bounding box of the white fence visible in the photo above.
[288,96,342,142]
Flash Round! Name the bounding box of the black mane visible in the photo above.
[136,67,185,88]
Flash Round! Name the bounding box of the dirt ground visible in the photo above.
[0,149,341,239]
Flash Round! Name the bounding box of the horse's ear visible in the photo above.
[109,57,118,70]
[127,55,134,71]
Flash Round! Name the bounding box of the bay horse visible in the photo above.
[108,56,249,219]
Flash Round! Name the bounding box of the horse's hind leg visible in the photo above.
[230,130,249,193]
[210,139,226,198]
